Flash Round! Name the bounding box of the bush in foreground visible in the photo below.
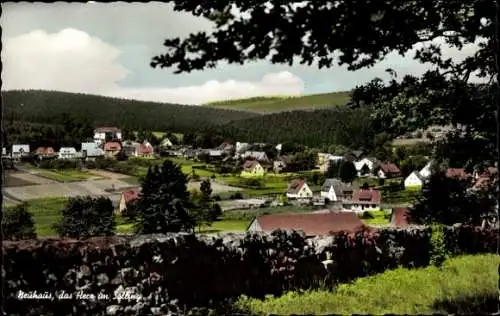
[54,196,116,239]
[234,254,499,315]
[2,203,37,241]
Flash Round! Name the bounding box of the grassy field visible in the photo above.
[13,197,252,237]
[9,198,135,237]
[235,254,499,315]
[383,188,421,205]
[198,220,250,233]
[204,92,351,112]
[360,210,391,226]
[34,169,95,182]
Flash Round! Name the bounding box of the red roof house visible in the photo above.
[377,162,401,179]
[247,212,367,236]
[343,188,382,212]
[286,179,313,199]
[104,142,122,157]
[134,143,154,157]
[35,147,56,157]
[118,190,139,213]
[446,168,469,180]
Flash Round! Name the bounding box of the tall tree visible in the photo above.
[190,179,223,231]
[339,160,358,183]
[134,159,195,234]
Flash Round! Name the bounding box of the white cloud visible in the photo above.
[2,28,305,105]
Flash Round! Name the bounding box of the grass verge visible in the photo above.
[235,254,499,315]
[35,169,94,182]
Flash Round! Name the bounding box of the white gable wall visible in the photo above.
[419,163,432,178]
[247,219,262,232]
[404,172,424,188]
[320,186,338,201]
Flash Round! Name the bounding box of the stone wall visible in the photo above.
[2,225,497,316]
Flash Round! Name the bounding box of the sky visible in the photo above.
[1,2,481,105]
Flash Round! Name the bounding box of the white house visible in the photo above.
[320,179,352,202]
[354,157,377,176]
[81,142,104,159]
[241,151,269,162]
[12,144,30,158]
[235,142,251,154]
[419,162,433,179]
[286,179,313,200]
[93,127,122,146]
[160,138,173,148]
[2,148,7,157]
[404,171,425,188]
[58,147,78,159]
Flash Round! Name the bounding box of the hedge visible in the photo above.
[2,225,497,315]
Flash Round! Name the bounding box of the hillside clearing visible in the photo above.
[205,92,351,112]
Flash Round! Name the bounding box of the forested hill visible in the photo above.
[1,90,260,133]
[204,91,351,113]
[215,106,375,150]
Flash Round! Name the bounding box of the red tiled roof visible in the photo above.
[122,190,139,203]
[35,147,56,155]
[379,163,400,174]
[104,142,122,151]
[138,144,153,154]
[391,208,410,228]
[446,168,468,179]
[243,160,259,170]
[351,188,381,204]
[287,179,305,194]
[254,212,366,236]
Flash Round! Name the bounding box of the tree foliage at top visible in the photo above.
[55,196,116,239]
[152,1,494,75]
[134,159,196,234]
[2,203,37,241]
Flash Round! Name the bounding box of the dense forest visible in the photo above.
[2,90,376,151]
[2,90,259,132]
[216,107,375,150]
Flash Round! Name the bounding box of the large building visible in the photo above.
[94,127,122,146]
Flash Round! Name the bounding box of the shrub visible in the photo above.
[430,224,448,267]
[213,195,222,201]
[360,211,375,219]
[85,160,97,169]
[54,196,116,239]
[230,192,244,200]
[2,203,37,241]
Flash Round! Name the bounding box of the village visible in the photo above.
[3,125,496,237]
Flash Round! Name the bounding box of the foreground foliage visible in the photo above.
[1,203,37,241]
[54,196,116,239]
[235,254,499,315]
